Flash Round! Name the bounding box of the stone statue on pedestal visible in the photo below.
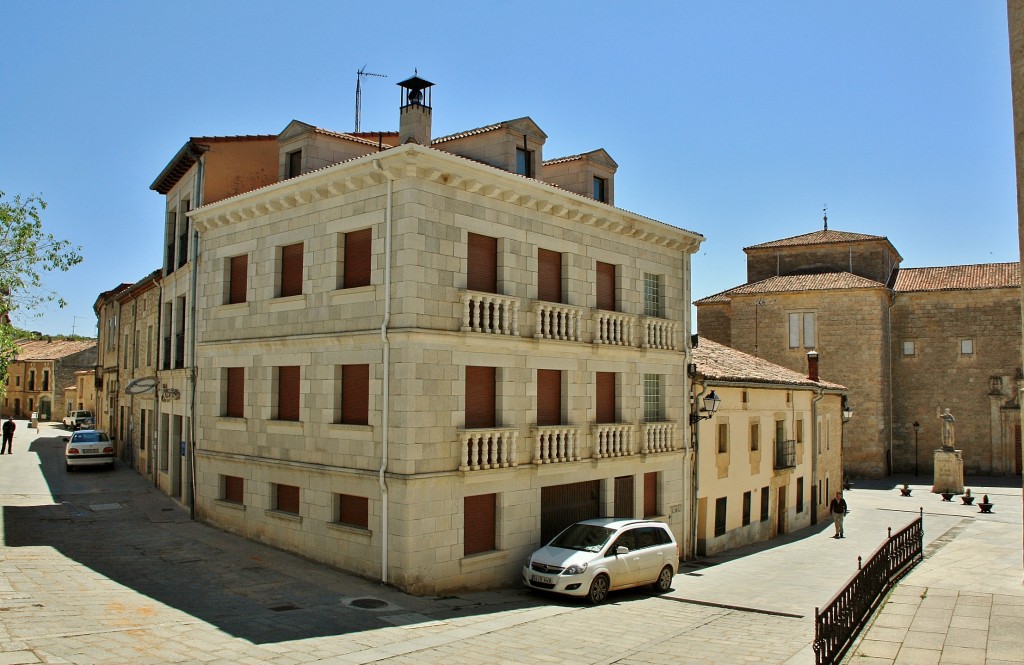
[936,408,955,450]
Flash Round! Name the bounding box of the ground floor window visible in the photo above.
[714,497,727,537]
[223,475,243,504]
[464,493,496,555]
[336,493,369,529]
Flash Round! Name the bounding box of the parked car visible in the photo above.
[62,410,94,430]
[522,518,679,604]
[64,429,115,471]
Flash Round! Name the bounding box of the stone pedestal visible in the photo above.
[932,448,964,494]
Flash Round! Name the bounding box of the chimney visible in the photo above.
[397,74,434,145]
[807,350,819,382]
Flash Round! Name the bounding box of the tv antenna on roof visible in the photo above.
[823,204,828,231]
[355,66,387,133]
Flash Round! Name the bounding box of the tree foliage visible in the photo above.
[0,191,84,380]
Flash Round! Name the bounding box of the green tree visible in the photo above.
[0,191,84,382]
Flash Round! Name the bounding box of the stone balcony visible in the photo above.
[594,311,636,346]
[640,421,678,454]
[592,423,634,458]
[458,427,519,471]
[533,302,584,342]
[461,291,519,335]
[532,425,581,464]
[642,317,677,350]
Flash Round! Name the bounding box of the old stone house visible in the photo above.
[691,339,845,555]
[63,369,98,417]
[131,76,703,593]
[696,227,1021,478]
[2,338,97,422]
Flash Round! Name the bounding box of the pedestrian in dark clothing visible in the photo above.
[829,491,848,538]
[2,417,15,454]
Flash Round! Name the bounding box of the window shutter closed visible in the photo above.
[644,472,658,517]
[278,366,300,421]
[229,255,247,304]
[342,364,369,425]
[596,372,615,424]
[537,369,561,426]
[224,476,244,503]
[537,249,562,303]
[280,243,303,297]
[339,494,369,529]
[344,229,372,288]
[596,261,615,311]
[465,366,496,428]
[277,484,300,514]
[226,367,244,418]
[467,233,498,293]
[464,493,496,555]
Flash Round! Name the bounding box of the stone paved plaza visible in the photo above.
[0,423,1020,664]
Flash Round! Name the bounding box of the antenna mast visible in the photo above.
[355,66,387,133]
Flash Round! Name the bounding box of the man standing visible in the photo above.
[829,491,848,538]
[2,417,15,454]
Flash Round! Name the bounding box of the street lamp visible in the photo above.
[690,390,721,424]
[912,421,921,477]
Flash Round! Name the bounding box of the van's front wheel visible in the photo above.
[587,574,610,605]
[652,565,674,593]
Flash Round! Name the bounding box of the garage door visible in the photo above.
[540,480,601,544]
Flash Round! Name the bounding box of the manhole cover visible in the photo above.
[350,598,388,609]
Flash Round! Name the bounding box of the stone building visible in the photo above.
[696,227,1021,478]
[62,369,98,417]
[691,339,845,555]
[174,76,703,593]
[2,338,97,421]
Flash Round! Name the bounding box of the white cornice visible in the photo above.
[190,144,704,253]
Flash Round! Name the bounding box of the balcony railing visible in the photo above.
[775,439,797,469]
[642,317,676,350]
[532,425,581,464]
[640,421,677,454]
[461,291,519,335]
[594,311,635,346]
[593,423,634,458]
[458,427,518,471]
[533,303,583,342]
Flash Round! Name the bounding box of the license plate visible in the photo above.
[84,448,99,454]
[531,574,553,585]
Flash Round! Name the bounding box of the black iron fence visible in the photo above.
[813,509,923,665]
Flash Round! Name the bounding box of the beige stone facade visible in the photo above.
[147,84,703,593]
[691,340,844,556]
[697,231,1021,478]
[2,339,97,422]
[63,369,97,415]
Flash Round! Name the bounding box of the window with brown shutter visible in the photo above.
[223,475,244,504]
[596,372,615,424]
[344,229,372,288]
[644,472,658,517]
[341,364,369,425]
[277,366,300,421]
[596,261,616,311]
[337,494,369,529]
[467,233,498,293]
[537,369,561,426]
[276,484,300,514]
[280,243,303,297]
[537,248,562,303]
[465,366,496,428]
[228,254,247,304]
[226,367,244,418]
[464,493,496,555]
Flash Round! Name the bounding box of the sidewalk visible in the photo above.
[846,478,1023,665]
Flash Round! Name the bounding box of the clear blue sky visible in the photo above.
[0,1,1017,336]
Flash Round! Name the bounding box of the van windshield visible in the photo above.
[549,524,615,552]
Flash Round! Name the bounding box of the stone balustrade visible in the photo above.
[594,311,636,346]
[532,425,581,464]
[593,423,634,458]
[461,291,519,335]
[533,302,583,342]
[458,427,519,471]
[640,421,677,454]
[642,317,676,350]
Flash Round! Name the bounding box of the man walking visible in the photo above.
[2,417,16,454]
[829,490,848,538]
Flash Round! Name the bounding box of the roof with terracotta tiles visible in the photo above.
[745,229,889,250]
[694,338,845,390]
[150,135,278,194]
[430,122,505,144]
[694,271,885,305]
[15,339,97,361]
[892,262,1020,292]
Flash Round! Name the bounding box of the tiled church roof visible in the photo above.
[694,272,884,305]
[892,263,1020,292]
[745,229,887,250]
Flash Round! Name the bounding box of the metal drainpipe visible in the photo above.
[374,158,394,585]
[810,386,825,525]
[689,380,708,560]
[187,157,204,520]
[154,281,163,488]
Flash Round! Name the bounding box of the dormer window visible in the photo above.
[593,176,608,203]
[516,147,533,177]
[287,150,302,179]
